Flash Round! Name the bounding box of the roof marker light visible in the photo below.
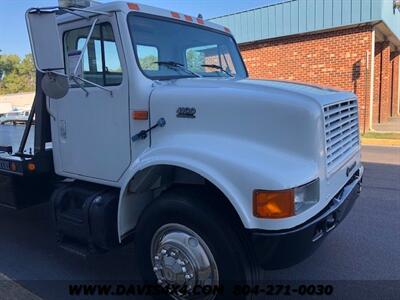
[224,27,231,33]
[127,3,140,10]
[184,15,193,22]
[196,18,204,25]
[171,11,180,19]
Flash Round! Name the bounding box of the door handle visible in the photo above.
[132,118,166,142]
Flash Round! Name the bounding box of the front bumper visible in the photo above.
[248,167,363,270]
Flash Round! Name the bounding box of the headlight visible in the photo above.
[294,179,319,214]
[253,180,319,219]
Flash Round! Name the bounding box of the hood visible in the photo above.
[240,79,355,105]
[149,77,356,166]
[162,78,356,107]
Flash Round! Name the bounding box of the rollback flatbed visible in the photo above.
[0,72,57,209]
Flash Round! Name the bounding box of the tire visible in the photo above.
[134,186,259,300]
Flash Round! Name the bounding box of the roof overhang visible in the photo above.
[374,21,400,52]
[237,20,400,53]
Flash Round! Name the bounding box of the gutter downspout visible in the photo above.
[363,50,369,134]
[369,29,375,131]
[398,50,400,116]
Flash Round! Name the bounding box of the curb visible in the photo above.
[0,273,42,300]
[361,138,400,147]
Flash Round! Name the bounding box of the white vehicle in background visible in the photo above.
[0,1,363,299]
[0,109,30,125]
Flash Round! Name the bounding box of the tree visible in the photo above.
[0,54,20,74]
[0,53,35,95]
[139,55,158,70]
[186,50,204,72]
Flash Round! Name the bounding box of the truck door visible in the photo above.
[53,15,131,182]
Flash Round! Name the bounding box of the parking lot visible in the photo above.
[0,125,399,299]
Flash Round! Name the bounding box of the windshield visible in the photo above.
[128,14,247,80]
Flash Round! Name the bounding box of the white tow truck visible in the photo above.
[0,1,363,298]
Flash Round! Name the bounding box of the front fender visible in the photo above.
[117,134,319,240]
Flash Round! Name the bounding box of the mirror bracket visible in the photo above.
[71,76,113,97]
[71,77,89,97]
[73,18,98,76]
[27,5,114,98]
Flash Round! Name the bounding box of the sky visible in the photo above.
[0,0,282,57]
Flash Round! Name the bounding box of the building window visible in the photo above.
[185,44,236,76]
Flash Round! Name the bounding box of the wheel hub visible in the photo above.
[151,224,219,299]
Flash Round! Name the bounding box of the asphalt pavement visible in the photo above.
[0,125,399,299]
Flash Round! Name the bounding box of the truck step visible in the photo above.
[58,238,91,258]
[57,235,106,257]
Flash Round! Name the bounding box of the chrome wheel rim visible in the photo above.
[151,223,219,300]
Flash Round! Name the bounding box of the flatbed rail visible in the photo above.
[0,72,53,177]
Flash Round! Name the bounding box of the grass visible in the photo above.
[361,132,400,140]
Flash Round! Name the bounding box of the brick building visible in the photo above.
[211,0,400,132]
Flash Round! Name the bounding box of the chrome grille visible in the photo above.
[324,99,360,174]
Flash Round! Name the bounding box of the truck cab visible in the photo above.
[0,1,363,298]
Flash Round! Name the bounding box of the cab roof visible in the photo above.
[56,1,232,35]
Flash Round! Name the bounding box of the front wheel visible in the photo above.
[134,187,258,300]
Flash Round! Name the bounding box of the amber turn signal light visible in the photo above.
[133,111,149,120]
[27,163,36,172]
[253,189,295,218]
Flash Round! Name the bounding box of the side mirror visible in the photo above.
[26,9,69,99]
[26,10,65,72]
[41,73,69,99]
[26,7,113,98]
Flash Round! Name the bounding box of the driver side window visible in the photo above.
[64,23,122,87]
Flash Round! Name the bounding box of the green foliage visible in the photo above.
[0,53,35,95]
[139,55,158,70]
[186,50,205,72]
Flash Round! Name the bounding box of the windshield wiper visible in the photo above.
[201,64,233,77]
[154,61,201,78]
